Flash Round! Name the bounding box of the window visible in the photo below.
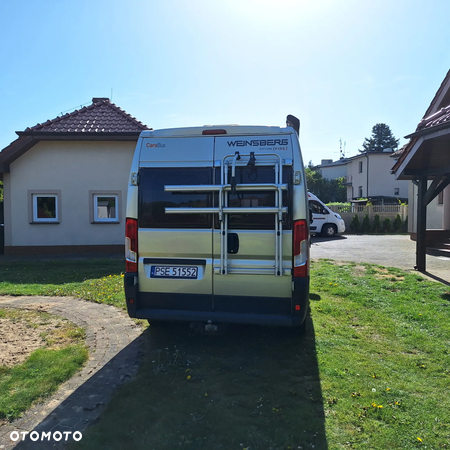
[28,191,61,224]
[90,191,121,223]
[309,200,326,215]
[138,166,291,230]
[358,186,363,197]
[438,190,444,205]
[138,168,212,228]
[358,161,363,173]
[218,166,292,230]
[394,188,400,196]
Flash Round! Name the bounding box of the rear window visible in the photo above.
[138,168,213,228]
[216,166,292,230]
[138,166,292,230]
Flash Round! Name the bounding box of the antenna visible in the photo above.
[339,139,346,159]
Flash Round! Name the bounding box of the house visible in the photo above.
[392,70,450,271]
[344,150,408,203]
[0,98,150,255]
[315,152,408,203]
[314,158,348,180]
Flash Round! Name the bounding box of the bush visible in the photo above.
[382,217,391,233]
[350,215,360,233]
[361,214,371,233]
[393,214,403,233]
[372,214,381,233]
[327,202,351,213]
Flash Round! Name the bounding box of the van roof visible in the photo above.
[139,125,295,138]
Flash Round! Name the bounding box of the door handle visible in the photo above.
[227,233,239,254]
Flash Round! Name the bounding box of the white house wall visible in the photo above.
[408,182,450,232]
[7,140,135,249]
[346,153,409,200]
[318,164,347,180]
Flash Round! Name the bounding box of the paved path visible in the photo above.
[0,296,144,450]
[311,234,450,284]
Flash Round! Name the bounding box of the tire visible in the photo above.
[322,224,337,237]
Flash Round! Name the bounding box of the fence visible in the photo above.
[327,204,408,229]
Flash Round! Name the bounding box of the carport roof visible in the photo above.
[392,70,450,180]
[0,98,151,174]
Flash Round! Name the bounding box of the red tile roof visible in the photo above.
[0,98,151,174]
[23,98,150,134]
[416,104,450,132]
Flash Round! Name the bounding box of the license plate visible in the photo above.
[150,266,198,279]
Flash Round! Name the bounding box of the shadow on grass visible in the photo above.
[34,315,325,450]
[9,315,327,449]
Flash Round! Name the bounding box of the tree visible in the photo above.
[305,167,346,203]
[360,123,399,153]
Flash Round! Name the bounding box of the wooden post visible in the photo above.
[416,176,427,272]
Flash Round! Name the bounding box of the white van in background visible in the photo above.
[124,115,310,333]
[308,192,345,237]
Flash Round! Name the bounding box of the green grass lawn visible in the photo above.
[0,259,126,308]
[311,260,450,449]
[1,257,450,448]
[0,309,88,421]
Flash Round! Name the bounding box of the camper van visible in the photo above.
[124,116,310,333]
[308,192,345,237]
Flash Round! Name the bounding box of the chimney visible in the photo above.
[92,98,110,103]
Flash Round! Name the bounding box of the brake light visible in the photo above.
[293,219,309,277]
[202,129,227,135]
[125,218,138,273]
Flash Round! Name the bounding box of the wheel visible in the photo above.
[321,224,337,237]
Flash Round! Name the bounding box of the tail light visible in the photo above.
[293,219,309,277]
[125,218,138,273]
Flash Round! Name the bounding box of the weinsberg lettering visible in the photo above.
[227,139,289,147]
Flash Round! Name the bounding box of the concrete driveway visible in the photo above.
[310,234,450,285]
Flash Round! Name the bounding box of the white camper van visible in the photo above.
[124,116,310,332]
[308,192,345,237]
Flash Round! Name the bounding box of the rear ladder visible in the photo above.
[164,152,289,277]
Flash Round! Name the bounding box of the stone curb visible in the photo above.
[0,296,144,449]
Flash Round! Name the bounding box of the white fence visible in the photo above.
[328,204,408,228]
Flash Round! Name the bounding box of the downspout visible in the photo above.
[365,153,369,198]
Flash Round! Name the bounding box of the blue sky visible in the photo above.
[1,0,449,166]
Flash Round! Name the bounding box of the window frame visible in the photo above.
[28,190,61,224]
[89,191,121,224]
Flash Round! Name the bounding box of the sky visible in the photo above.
[1,0,450,166]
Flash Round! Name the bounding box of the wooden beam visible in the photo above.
[416,176,427,272]
[423,175,450,205]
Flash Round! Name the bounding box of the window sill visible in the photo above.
[91,221,120,224]
[30,221,60,225]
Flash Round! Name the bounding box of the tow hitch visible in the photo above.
[190,320,227,335]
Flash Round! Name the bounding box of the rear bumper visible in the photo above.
[125,272,309,327]
[135,309,304,327]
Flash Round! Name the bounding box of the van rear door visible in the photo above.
[136,137,214,314]
[212,135,294,320]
